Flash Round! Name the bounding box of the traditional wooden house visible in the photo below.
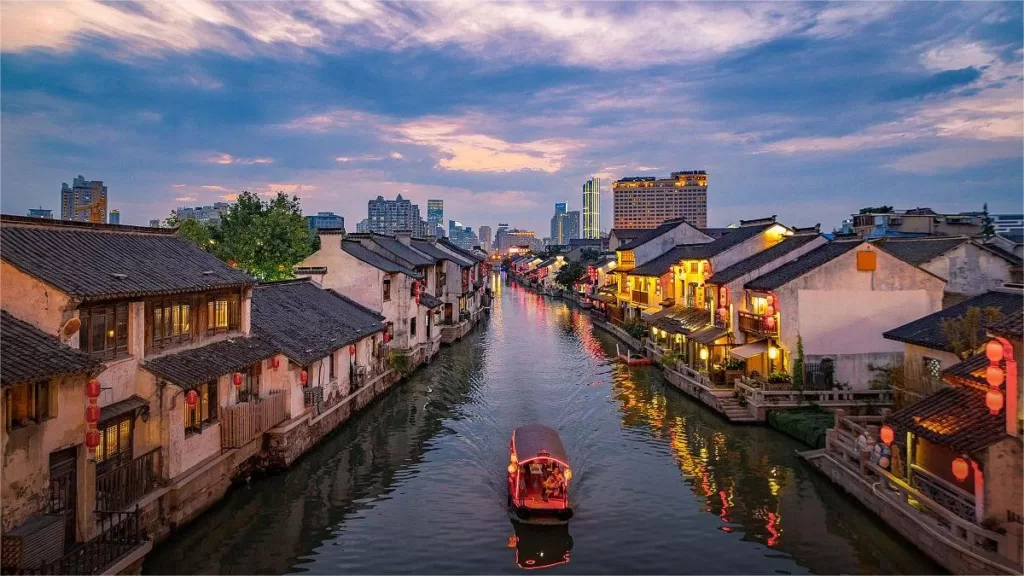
[0,215,272,565]
[883,288,1021,408]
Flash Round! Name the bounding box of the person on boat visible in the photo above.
[543,467,563,499]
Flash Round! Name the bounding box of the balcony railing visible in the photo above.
[738,311,778,337]
[910,465,976,523]
[3,507,145,575]
[95,448,160,513]
[631,290,649,305]
[220,390,288,448]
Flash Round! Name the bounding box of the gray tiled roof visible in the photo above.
[707,234,822,285]
[431,240,477,267]
[410,239,458,262]
[618,218,689,251]
[998,230,1023,245]
[989,308,1023,340]
[142,337,279,389]
[872,237,970,265]
[251,279,385,366]
[0,216,253,302]
[941,352,987,386]
[342,241,422,278]
[365,235,436,267]
[887,385,1007,455]
[882,290,1021,351]
[745,241,861,291]
[440,239,486,262]
[1,311,104,386]
[418,293,444,309]
[631,224,773,277]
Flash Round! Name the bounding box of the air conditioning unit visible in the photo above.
[2,514,65,571]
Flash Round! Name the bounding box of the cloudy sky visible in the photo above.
[1,1,1021,233]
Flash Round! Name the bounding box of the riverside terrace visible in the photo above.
[0,216,487,573]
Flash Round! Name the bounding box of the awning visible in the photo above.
[690,325,729,345]
[100,395,149,424]
[418,293,444,309]
[729,340,768,360]
[589,293,616,304]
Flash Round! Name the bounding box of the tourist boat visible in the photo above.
[508,521,573,569]
[615,344,652,366]
[507,424,574,524]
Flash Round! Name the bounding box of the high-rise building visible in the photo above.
[176,202,232,225]
[61,175,109,223]
[494,223,509,250]
[582,177,601,239]
[108,210,120,225]
[497,228,538,251]
[305,211,344,231]
[550,202,567,242]
[478,226,492,252]
[356,218,371,233]
[427,199,443,233]
[366,194,428,236]
[562,211,580,243]
[612,171,707,229]
[448,220,479,250]
[26,207,53,219]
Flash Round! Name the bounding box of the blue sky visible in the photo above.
[1,1,1021,233]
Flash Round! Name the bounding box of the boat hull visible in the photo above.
[508,505,574,525]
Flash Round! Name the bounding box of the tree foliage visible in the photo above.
[981,203,995,239]
[941,306,1003,360]
[167,191,316,281]
[554,261,586,290]
[792,333,805,390]
[859,206,894,214]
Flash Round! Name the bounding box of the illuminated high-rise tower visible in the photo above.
[582,177,601,239]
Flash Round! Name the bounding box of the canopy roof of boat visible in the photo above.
[513,424,568,464]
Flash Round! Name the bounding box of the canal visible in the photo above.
[144,276,942,574]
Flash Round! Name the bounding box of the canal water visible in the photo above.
[144,276,942,575]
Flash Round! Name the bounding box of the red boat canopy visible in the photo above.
[513,424,568,464]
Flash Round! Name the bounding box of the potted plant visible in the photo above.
[724,357,745,385]
[767,371,792,390]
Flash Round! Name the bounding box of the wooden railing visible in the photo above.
[827,415,1004,556]
[738,311,778,337]
[911,465,976,523]
[220,390,288,448]
[94,448,160,512]
[736,377,892,406]
[3,507,145,575]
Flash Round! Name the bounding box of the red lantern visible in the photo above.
[879,425,894,446]
[986,339,1004,362]
[384,333,392,343]
[349,345,356,355]
[986,389,1004,415]
[86,379,101,399]
[765,305,776,317]
[764,316,776,330]
[85,404,101,424]
[766,294,775,306]
[951,457,969,482]
[233,372,243,387]
[185,389,199,407]
[300,370,308,385]
[985,365,1004,388]
[272,357,281,370]
[86,429,101,453]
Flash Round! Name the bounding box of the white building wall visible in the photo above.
[918,243,1014,296]
[633,222,713,266]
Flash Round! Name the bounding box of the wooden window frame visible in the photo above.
[95,413,133,473]
[184,381,218,436]
[238,363,261,403]
[80,303,130,361]
[4,380,55,431]
[410,317,417,337]
[147,297,194,351]
[206,293,241,333]
[383,278,391,302]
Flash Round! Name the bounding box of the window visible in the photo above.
[328,352,336,380]
[923,357,942,382]
[383,278,391,302]
[238,363,260,403]
[410,317,417,337]
[95,414,133,472]
[749,295,768,315]
[207,294,241,332]
[184,381,217,435]
[4,381,54,431]
[80,303,130,360]
[148,298,192,350]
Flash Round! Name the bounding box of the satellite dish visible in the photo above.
[61,317,81,341]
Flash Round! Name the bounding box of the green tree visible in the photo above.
[792,334,805,390]
[981,203,995,239]
[941,306,1002,360]
[165,212,215,251]
[554,261,586,290]
[859,206,894,214]
[211,191,316,281]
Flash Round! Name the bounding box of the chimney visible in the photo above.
[395,229,412,246]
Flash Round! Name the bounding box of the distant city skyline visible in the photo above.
[1,3,1020,232]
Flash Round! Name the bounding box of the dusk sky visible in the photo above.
[1,1,1021,233]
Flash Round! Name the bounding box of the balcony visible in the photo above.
[738,311,778,337]
[631,290,649,305]
[95,448,161,513]
[220,390,289,448]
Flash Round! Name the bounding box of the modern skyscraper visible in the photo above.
[612,171,708,229]
[427,199,443,234]
[478,226,492,252]
[176,202,232,224]
[448,220,479,250]
[582,177,601,239]
[497,229,539,251]
[108,210,120,225]
[494,223,509,250]
[305,211,344,231]
[550,202,567,243]
[61,175,109,223]
[562,211,580,242]
[367,194,428,236]
[27,207,53,219]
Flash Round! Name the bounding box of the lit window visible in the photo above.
[184,381,217,435]
[207,294,240,332]
[80,303,130,360]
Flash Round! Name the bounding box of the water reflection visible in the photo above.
[509,522,573,570]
